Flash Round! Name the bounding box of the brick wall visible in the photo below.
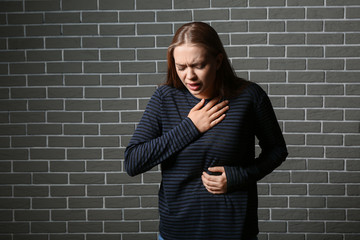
[0,0,359,239]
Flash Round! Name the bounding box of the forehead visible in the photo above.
[173,44,208,64]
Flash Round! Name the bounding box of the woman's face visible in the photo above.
[173,44,223,99]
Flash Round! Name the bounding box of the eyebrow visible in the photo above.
[175,61,205,68]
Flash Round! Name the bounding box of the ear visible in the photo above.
[216,53,223,70]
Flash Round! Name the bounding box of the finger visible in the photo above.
[202,97,221,111]
[191,98,205,111]
[208,100,229,115]
[208,166,225,173]
[209,113,226,127]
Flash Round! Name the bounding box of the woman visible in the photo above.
[125,22,288,240]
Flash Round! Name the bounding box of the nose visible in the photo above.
[187,68,197,80]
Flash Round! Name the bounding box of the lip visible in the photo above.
[187,82,201,91]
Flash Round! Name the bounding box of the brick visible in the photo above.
[87,185,122,196]
[14,186,49,197]
[174,0,210,9]
[105,222,139,232]
[272,209,307,220]
[10,63,45,74]
[287,47,323,57]
[63,25,98,36]
[287,146,324,158]
[121,11,155,22]
[231,8,266,20]
[10,112,45,123]
[249,21,285,32]
[292,172,328,183]
[309,184,345,195]
[0,76,26,86]
[124,184,159,196]
[47,62,82,73]
[290,197,325,208]
[120,36,155,48]
[324,122,359,133]
[121,62,156,73]
[0,100,27,111]
[307,109,343,121]
[258,221,287,232]
[345,135,360,146]
[0,173,31,184]
[288,21,323,32]
[84,112,119,123]
[107,173,141,184]
[121,111,144,123]
[269,84,305,95]
[269,8,305,19]
[30,149,65,160]
[33,174,68,184]
[250,46,285,57]
[68,198,103,208]
[287,97,323,108]
[307,33,344,44]
[0,125,26,135]
[327,222,360,233]
[101,49,135,61]
[0,149,28,160]
[347,59,360,70]
[45,12,80,23]
[194,9,229,21]
[87,161,121,171]
[62,0,97,10]
[64,124,98,135]
[11,88,46,98]
[64,50,99,61]
[65,75,100,86]
[326,97,360,108]
[249,0,285,6]
[68,222,103,233]
[0,210,12,221]
[105,197,140,208]
[52,210,86,221]
[307,134,343,145]
[309,209,345,221]
[27,50,62,61]
[0,1,23,12]
[100,24,135,35]
[327,147,359,158]
[232,59,268,70]
[231,33,267,45]
[258,197,288,208]
[347,7,360,18]
[346,33,360,44]
[82,12,118,23]
[85,87,119,98]
[25,0,60,11]
[330,172,360,183]
[50,161,85,172]
[136,0,171,9]
[157,10,191,22]
[328,197,360,208]
[137,23,172,35]
[84,62,119,73]
[99,0,134,10]
[326,46,360,57]
[327,72,360,83]
[271,184,307,195]
[0,162,11,172]
[0,223,29,233]
[32,222,66,233]
[270,59,306,70]
[65,100,100,111]
[46,37,81,48]
[67,149,101,160]
[269,33,305,45]
[8,13,43,24]
[124,209,159,220]
[308,8,344,19]
[47,112,82,123]
[26,25,61,36]
[308,59,344,70]
[289,222,324,233]
[49,234,84,240]
[0,51,25,62]
[325,20,360,32]
[259,172,290,183]
[212,0,246,7]
[102,100,137,111]
[88,210,122,220]
[0,26,24,37]
[32,198,66,209]
[48,136,83,147]
[12,136,46,147]
[308,159,344,170]
[51,186,85,197]
[0,198,30,209]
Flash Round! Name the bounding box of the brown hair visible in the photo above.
[165,22,248,99]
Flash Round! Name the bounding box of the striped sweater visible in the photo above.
[125,82,288,240]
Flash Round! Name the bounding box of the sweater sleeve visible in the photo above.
[124,88,200,177]
[225,86,288,192]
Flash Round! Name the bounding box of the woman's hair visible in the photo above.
[165,22,248,98]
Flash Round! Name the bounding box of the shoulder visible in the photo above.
[154,85,184,99]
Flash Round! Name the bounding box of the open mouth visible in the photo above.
[187,83,201,91]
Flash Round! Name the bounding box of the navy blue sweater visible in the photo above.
[125,82,288,240]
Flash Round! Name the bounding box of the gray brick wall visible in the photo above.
[0,0,359,239]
